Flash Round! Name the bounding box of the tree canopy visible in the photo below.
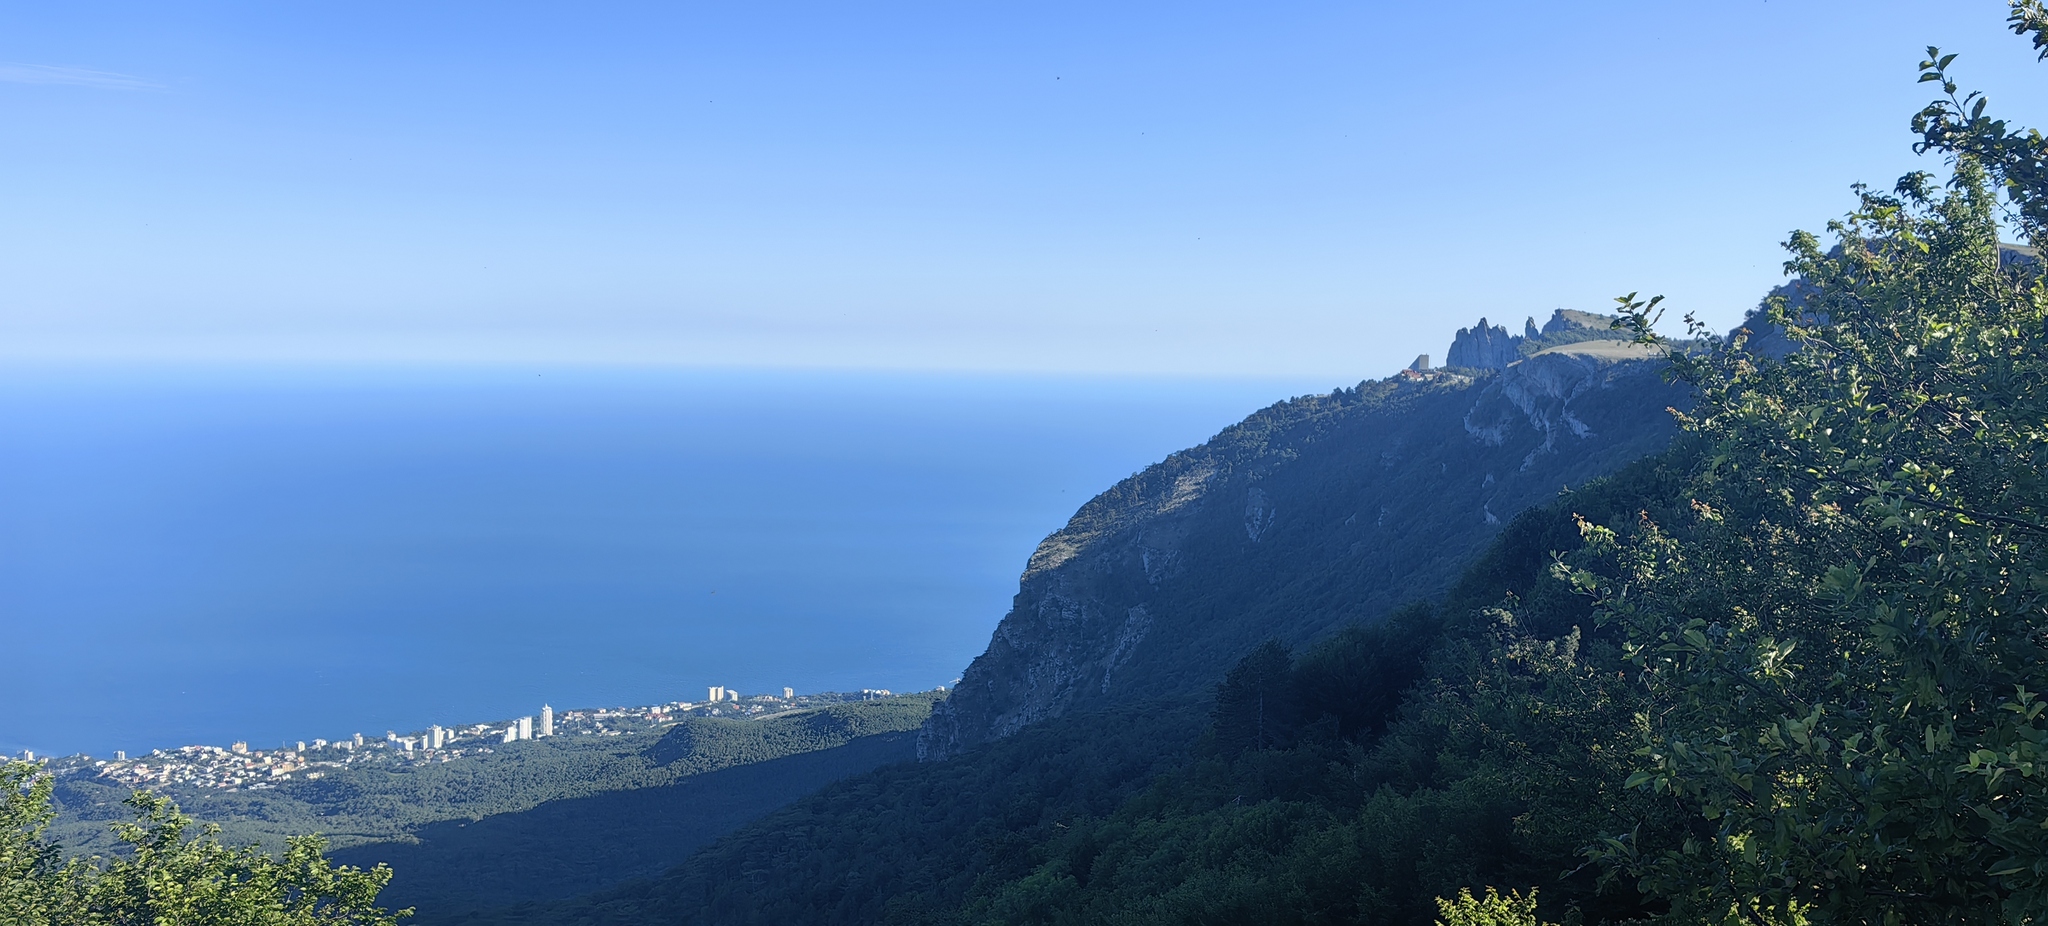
[3,759,406,925]
[1571,12,2048,922]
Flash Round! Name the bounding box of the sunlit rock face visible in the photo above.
[918,337,1686,762]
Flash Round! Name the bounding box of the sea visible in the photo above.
[0,366,1325,758]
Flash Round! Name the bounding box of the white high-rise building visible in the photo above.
[540,705,553,737]
[708,686,724,702]
[429,726,445,750]
[518,716,533,740]
[353,733,365,747]
[502,726,518,744]
[296,741,306,753]
[726,688,740,702]
[783,687,794,699]
[114,751,126,761]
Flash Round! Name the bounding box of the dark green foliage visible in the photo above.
[1578,156,2048,924]
[1210,641,1300,754]
[455,701,1206,926]
[1914,16,2048,242]
[3,761,406,925]
[1291,603,1439,742]
[332,730,920,915]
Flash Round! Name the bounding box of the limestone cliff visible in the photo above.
[918,341,1685,761]
[1443,309,1617,370]
[1444,318,1520,369]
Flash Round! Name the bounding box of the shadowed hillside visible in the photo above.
[922,323,1681,760]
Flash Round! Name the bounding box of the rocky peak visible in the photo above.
[1444,317,1520,370]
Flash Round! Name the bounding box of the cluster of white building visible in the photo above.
[707,686,796,702]
[491,704,556,744]
[63,687,916,781]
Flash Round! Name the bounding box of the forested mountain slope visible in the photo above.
[332,727,920,915]
[921,328,1682,760]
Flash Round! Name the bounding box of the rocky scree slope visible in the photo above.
[919,323,1684,760]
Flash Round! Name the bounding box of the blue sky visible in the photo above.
[2,1,2042,379]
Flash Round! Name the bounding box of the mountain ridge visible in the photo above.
[919,316,1674,761]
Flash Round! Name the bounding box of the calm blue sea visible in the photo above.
[0,367,1321,758]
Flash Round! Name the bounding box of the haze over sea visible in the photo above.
[0,367,1323,759]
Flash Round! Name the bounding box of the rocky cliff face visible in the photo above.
[1445,310,1615,370]
[1445,318,1520,369]
[918,342,1686,761]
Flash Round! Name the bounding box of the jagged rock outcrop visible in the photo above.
[918,343,1686,761]
[1444,317,1520,369]
[1446,310,1623,371]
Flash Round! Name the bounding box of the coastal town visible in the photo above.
[17,686,903,793]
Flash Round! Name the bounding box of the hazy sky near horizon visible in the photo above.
[3,1,2043,379]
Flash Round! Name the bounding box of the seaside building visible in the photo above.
[727,688,740,702]
[518,716,533,740]
[231,742,248,755]
[540,705,553,737]
[429,725,446,750]
[353,733,365,747]
[783,687,794,699]
[501,726,518,744]
[708,685,724,702]
[296,741,306,752]
[114,751,126,761]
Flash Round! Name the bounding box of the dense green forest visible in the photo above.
[337,726,926,915]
